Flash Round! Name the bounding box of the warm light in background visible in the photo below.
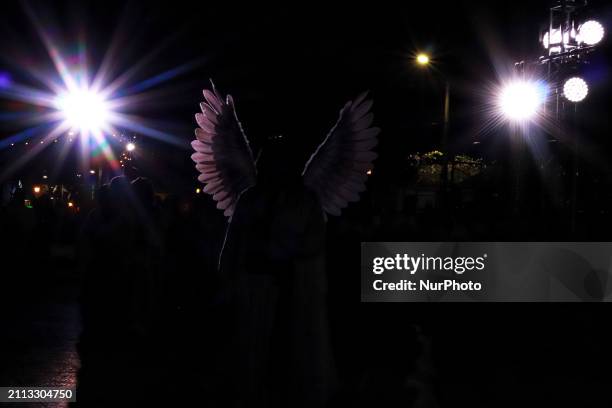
[126,142,136,152]
[195,188,201,194]
[68,202,74,208]
[416,53,430,65]
[33,186,41,194]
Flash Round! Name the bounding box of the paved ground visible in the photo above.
[2,271,612,407]
[0,277,80,408]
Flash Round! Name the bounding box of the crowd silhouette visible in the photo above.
[74,176,229,405]
[2,170,612,407]
[0,173,440,407]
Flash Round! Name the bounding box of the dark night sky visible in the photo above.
[1,0,611,191]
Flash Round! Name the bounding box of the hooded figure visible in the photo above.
[191,82,379,407]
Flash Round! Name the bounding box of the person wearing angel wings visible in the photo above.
[191,82,379,407]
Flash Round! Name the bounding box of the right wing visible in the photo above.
[191,81,257,217]
[302,92,380,216]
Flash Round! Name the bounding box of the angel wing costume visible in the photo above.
[191,82,379,407]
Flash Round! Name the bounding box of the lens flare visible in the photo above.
[55,87,110,133]
[498,80,546,121]
[0,4,199,183]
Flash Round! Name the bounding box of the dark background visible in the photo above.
[1,1,612,407]
[1,0,610,192]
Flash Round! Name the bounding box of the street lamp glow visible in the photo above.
[416,53,430,65]
[563,77,588,102]
[499,80,546,121]
[126,142,136,152]
[55,87,109,133]
[577,20,604,45]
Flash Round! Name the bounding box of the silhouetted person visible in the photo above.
[218,138,335,408]
[128,177,163,338]
[188,82,381,407]
[76,176,165,405]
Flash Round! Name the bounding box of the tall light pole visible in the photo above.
[563,77,588,234]
[490,1,604,233]
[539,1,603,234]
[415,53,452,210]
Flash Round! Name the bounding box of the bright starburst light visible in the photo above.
[563,77,589,102]
[55,87,110,133]
[498,80,546,121]
[0,4,201,181]
[416,53,430,65]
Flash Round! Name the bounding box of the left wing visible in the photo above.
[191,81,257,217]
[302,92,380,216]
